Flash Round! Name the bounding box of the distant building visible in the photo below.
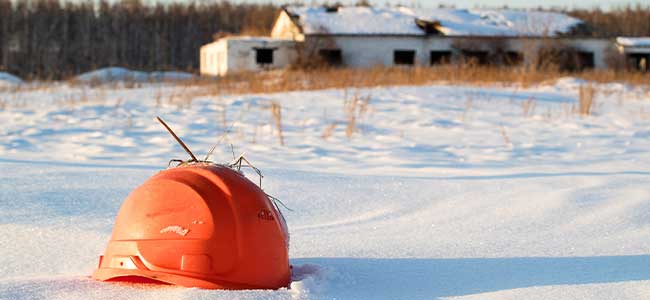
[200,37,296,76]
[201,5,627,76]
[616,37,650,72]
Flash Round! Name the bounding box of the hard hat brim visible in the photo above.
[92,267,262,290]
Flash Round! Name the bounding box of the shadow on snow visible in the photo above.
[292,255,650,299]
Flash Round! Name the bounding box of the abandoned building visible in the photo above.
[200,5,648,76]
[616,37,650,72]
[200,36,295,76]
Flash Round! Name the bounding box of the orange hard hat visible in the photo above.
[92,163,291,289]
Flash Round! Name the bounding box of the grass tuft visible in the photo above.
[578,84,596,116]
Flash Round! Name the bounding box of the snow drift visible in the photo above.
[0,72,23,87]
[73,67,194,83]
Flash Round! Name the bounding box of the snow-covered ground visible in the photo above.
[1,79,649,300]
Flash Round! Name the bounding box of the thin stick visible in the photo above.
[203,122,236,162]
[156,116,198,162]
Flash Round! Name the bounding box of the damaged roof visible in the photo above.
[284,6,584,37]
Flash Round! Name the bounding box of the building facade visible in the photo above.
[616,37,650,72]
[200,37,296,76]
[201,6,630,76]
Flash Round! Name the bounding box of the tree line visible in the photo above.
[1,1,650,79]
[0,0,278,79]
[567,5,650,37]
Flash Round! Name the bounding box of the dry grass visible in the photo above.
[343,93,371,138]
[270,102,284,145]
[345,99,358,138]
[2,66,646,117]
[578,84,596,115]
[321,123,337,139]
[500,125,512,147]
[186,66,650,97]
[462,96,473,122]
[13,65,649,100]
[319,91,371,140]
[521,97,536,117]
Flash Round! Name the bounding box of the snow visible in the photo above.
[0,72,23,87]
[286,6,582,37]
[149,71,194,81]
[74,67,149,83]
[223,36,295,42]
[421,8,582,37]
[74,67,195,83]
[1,79,650,299]
[616,37,650,48]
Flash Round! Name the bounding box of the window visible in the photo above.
[461,50,488,65]
[430,50,452,65]
[319,49,343,66]
[627,53,650,72]
[255,48,274,65]
[577,51,594,70]
[505,51,523,66]
[325,5,340,13]
[394,50,416,65]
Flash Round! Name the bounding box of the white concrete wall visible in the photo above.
[505,38,613,69]
[305,35,613,69]
[201,38,297,76]
[203,33,614,76]
[572,38,613,69]
[311,36,429,67]
[227,39,297,74]
[200,40,228,76]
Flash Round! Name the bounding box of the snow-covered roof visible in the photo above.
[222,36,294,42]
[204,36,295,48]
[616,37,650,47]
[284,6,583,37]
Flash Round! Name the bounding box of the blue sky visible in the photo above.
[214,0,646,10]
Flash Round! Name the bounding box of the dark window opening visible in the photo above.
[505,51,523,66]
[255,48,274,65]
[577,51,594,70]
[627,53,650,72]
[430,50,452,65]
[461,50,488,65]
[394,50,416,65]
[319,49,343,66]
[324,5,340,13]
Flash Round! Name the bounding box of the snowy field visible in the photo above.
[1,78,650,299]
